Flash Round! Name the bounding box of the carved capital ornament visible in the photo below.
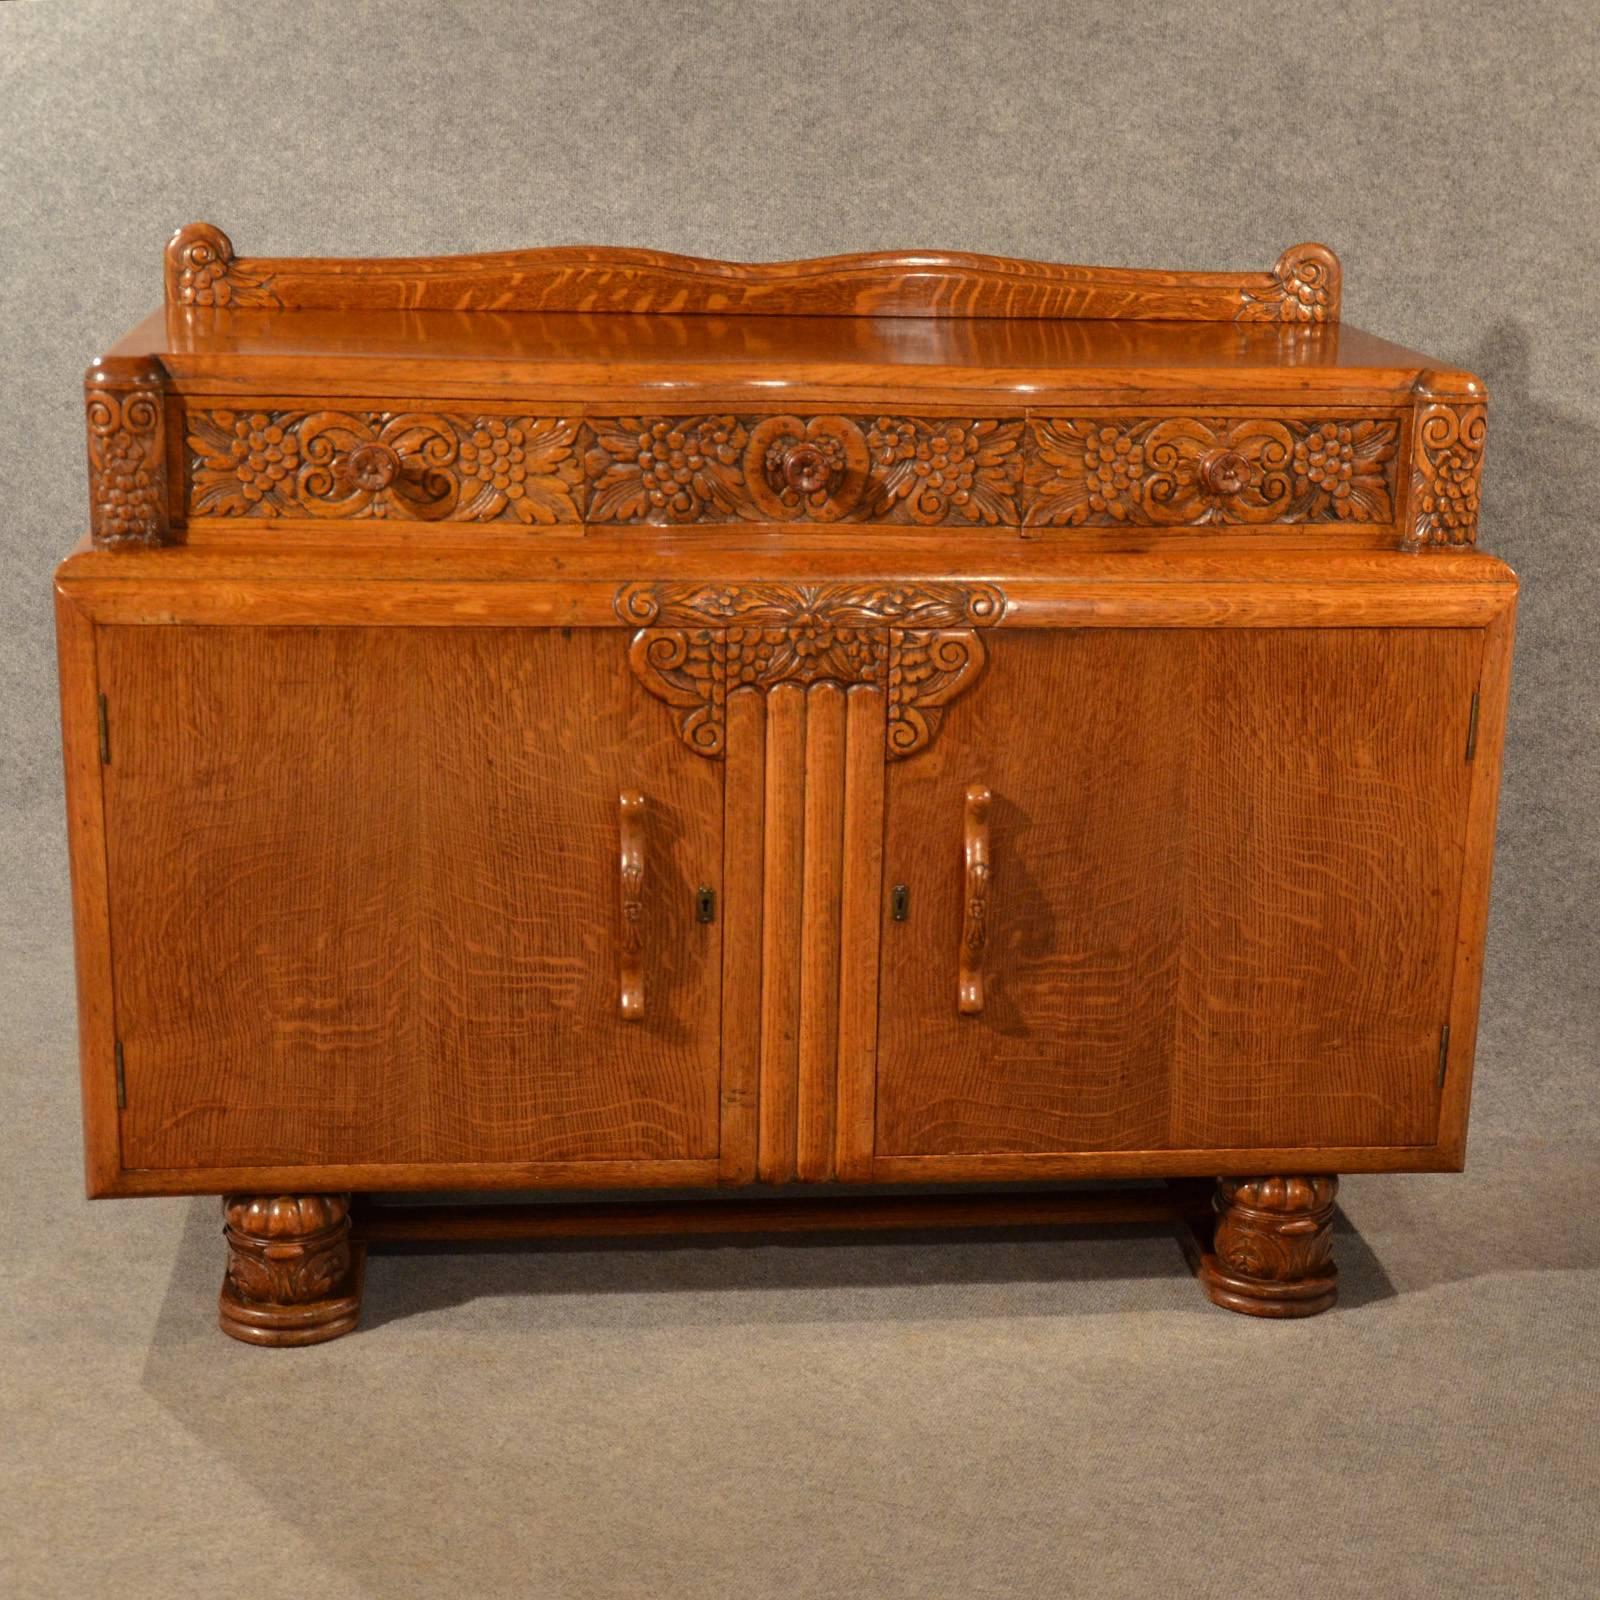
[618,582,1005,760]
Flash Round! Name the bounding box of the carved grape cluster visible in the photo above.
[633,418,747,518]
[1280,266,1333,321]
[94,431,162,539]
[457,419,532,498]
[224,413,301,502]
[868,419,983,508]
[1081,427,1147,515]
[1419,446,1482,536]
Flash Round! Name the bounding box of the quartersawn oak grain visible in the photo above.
[58,229,1517,1338]
[99,626,723,1171]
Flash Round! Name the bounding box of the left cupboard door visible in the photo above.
[90,624,726,1186]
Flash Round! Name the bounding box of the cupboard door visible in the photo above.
[99,625,723,1173]
[876,628,1481,1159]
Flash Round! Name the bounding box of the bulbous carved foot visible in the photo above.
[218,1193,364,1346]
[1186,1176,1339,1318]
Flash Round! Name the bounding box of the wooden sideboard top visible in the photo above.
[79,226,1488,553]
[104,305,1468,405]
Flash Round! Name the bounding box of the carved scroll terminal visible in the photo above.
[1408,374,1486,549]
[86,358,172,547]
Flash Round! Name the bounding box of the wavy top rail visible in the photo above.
[165,223,1340,323]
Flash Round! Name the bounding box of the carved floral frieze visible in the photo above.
[618,583,1005,760]
[182,408,1415,535]
[1024,417,1400,527]
[187,410,583,523]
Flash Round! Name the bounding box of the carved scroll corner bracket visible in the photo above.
[165,220,283,310]
[1236,242,1342,323]
[617,581,1006,762]
[84,354,176,548]
[1406,369,1487,551]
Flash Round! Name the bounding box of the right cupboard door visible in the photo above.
[874,627,1484,1168]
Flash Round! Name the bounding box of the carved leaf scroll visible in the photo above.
[1235,243,1342,324]
[619,583,1004,761]
[168,222,283,310]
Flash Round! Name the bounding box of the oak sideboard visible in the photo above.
[57,227,1513,1343]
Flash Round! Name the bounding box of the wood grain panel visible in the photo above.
[796,683,847,1180]
[877,632,1195,1157]
[1169,629,1479,1149]
[56,589,122,1195]
[875,627,1481,1160]
[756,683,806,1181]
[165,224,1340,321]
[719,689,765,1182]
[836,686,887,1181]
[1438,602,1516,1164]
[412,630,722,1163]
[99,626,723,1172]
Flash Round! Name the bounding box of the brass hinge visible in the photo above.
[114,1040,126,1109]
[1437,1024,1451,1090]
[1465,690,1480,762]
[696,885,716,924]
[97,694,110,764]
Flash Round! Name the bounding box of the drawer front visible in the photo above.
[177,404,1407,533]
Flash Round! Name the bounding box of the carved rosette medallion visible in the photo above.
[1236,243,1342,323]
[86,361,171,547]
[1409,399,1485,548]
[1025,416,1398,527]
[167,221,282,309]
[221,1193,353,1306]
[618,582,1004,760]
[585,416,1023,526]
[187,409,582,523]
[1212,1176,1339,1283]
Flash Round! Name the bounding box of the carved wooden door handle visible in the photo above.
[960,784,991,1015]
[618,790,645,1021]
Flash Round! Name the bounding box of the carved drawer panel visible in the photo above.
[174,404,1414,537]
[1021,416,1402,528]
[185,409,585,525]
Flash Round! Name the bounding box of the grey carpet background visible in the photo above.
[2,2,1597,1596]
